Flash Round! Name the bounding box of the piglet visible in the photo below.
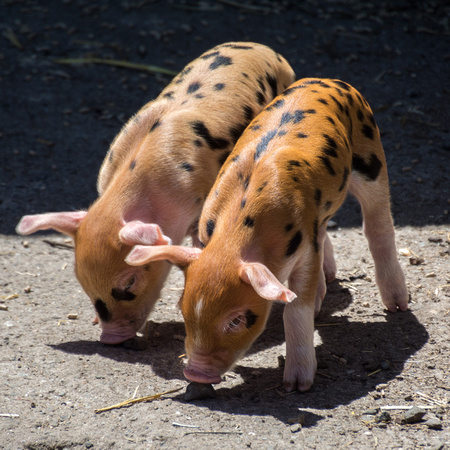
[16,42,295,345]
[125,78,409,391]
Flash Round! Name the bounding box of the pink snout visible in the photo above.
[99,326,137,345]
[184,363,223,385]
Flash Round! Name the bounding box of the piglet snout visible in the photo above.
[99,326,137,345]
[184,363,223,385]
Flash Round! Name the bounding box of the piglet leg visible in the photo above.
[283,255,320,392]
[349,174,408,312]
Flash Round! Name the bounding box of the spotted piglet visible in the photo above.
[16,42,295,345]
[125,78,409,391]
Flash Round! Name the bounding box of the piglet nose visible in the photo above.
[99,328,137,345]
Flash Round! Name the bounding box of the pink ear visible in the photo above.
[125,245,201,267]
[239,262,297,302]
[16,211,87,237]
[119,221,172,246]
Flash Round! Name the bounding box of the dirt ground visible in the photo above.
[1,1,449,449]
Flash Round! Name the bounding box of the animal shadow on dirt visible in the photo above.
[51,278,428,424]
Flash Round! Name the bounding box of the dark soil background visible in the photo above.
[1,1,449,449]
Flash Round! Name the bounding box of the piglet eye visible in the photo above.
[230,317,242,328]
[227,315,244,333]
[125,275,136,289]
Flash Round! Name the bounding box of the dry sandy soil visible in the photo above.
[1,1,449,449]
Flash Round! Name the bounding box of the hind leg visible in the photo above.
[323,231,337,283]
[349,171,408,312]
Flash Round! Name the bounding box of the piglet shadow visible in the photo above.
[168,283,427,424]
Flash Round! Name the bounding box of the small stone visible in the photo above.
[122,336,148,351]
[377,411,391,423]
[380,361,390,370]
[361,414,377,423]
[67,313,78,320]
[375,383,388,391]
[290,423,302,433]
[23,286,32,293]
[287,414,306,426]
[424,418,442,430]
[22,240,29,248]
[185,382,216,401]
[404,406,426,423]
[277,355,285,368]
[428,236,443,243]
[409,256,424,265]
[362,409,378,415]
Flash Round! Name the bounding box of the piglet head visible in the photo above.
[16,211,172,344]
[182,256,296,384]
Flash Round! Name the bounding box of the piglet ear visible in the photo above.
[125,245,201,268]
[119,221,172,246]
[239,262,297,303]
[16,211,87,238]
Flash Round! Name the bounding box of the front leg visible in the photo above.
[283,252,320,392]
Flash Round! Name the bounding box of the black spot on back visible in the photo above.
[243,216,254,227]
[318,156,336,176]
[163,91,174,99]
[326,116,336,126]
[201,51,220,60]
[206,219,215,237]
[129,160,136,170]
[271,99,285,109]
[214,83,225,91]
[221,44,253,50]
[257,77,266,94]
[241,199,246,209]
[334,80,351,91]
[282,85,302,96]
[361,124,375,140]
[352,153,382,181]
[229,123,247,144]
[181,162,194,172]
[149,119,161,132]
[304,79,331,88]
[256,181,268,194]
[243,105,254,122]
[297,132,308,139]
[187,82,201,94]
[314,189,322,206]
[191,121,229,150]
[286,231,303,257]
[285,223,293,232]
[357,109,364,122]
[254,129,277,160]
[209,55,232,70]
[329,94,344,113]
[94,299,111,322]
[266,72,278,99]
[322,134,338,158]
[256,91,266,105]
[339,167,349,191]
[313,219,319,252]
[318,98,328,105]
